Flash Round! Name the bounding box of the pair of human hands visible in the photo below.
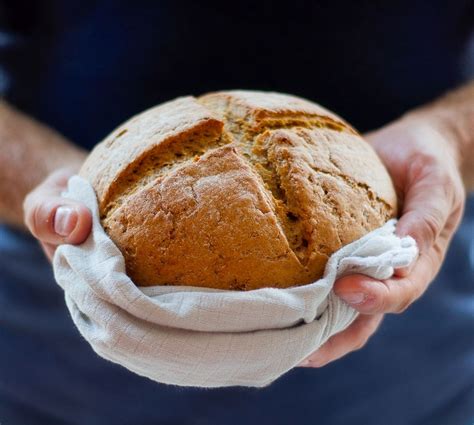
[23,115,466,368]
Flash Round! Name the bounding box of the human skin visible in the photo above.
[2,83,473,367]
[0,102,91,258]
[301,83,473,366]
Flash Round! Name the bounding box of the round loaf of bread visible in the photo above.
[80,90,397,290]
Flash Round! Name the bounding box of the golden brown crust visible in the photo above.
[80,97,224,215]
[80,90,397,289]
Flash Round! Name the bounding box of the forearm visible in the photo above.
[0,101,87,228]
[405,81,474,192]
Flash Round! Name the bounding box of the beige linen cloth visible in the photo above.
[53,176,418,388]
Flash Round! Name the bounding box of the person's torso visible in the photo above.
[2,0,474,144]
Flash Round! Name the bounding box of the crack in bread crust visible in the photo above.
[85,92,397,289]
[102,98,358,254]
[102,125,231,222]
[308,165,394,216]
[251,135,392,267]
[195,97,394,267]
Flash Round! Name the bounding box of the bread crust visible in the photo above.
[80,90,397,289]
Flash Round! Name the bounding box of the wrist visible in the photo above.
[0,101,88,228]
[400,85,474,191]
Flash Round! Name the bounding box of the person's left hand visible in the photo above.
[299,114,466,368]
[23,167,92,261]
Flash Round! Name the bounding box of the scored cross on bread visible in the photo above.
[80,91,397,290]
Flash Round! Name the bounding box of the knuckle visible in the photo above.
[370,297,386,314]
[29,200,57,239]
[416,212,443,251]
[366,289,389,314]
[424,213,441,239]
[408,152,439,180]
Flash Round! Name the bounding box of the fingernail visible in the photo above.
[298,359,311,367]
[340,292,367,305]
[54,206,77,236]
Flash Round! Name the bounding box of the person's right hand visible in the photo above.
[23,168,92,261]
[299,114,466,368]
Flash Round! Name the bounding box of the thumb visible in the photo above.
[23,169,92,246]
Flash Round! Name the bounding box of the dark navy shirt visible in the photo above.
[0,1,473,424]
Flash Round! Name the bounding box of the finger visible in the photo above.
[25,195,92,246]
[24,172,92,246]
[298,314,384,367]
[334,245,444,314]
[396,157,455,254]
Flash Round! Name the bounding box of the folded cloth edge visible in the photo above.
[53,176,418,388]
